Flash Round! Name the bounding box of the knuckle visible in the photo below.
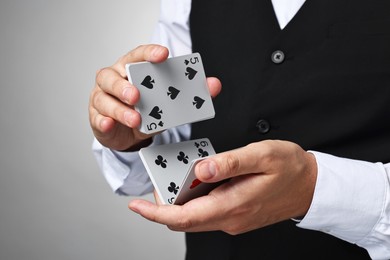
[88,95,95,114]
[224,153,240,174]
[89,90,99,109]
[257,141,278,163]
[112,77,126,93]
[88,108,95,125]
[223,224,242,236]
[115,55,127,67]
[170,214,193,231]
[220,209,246,235]
[225,230,239,236]
[115,45,148,71]
[177,217,193,230]
[223,217,254,236]
[95,68,103,78]
[92,89,103,107]
[89,86,98,103]
[127,45,145,59]
[95,67,110,85]
[93,91,112,117]
[167,225,178,231]
[112,105,124,121]
[135,44,147,51]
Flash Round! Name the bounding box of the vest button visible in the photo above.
[271,50,285,64]
[256,119,271,134]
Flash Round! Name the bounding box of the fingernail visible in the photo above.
[122,87,132,104]
[152,46,164,58]
[198,161,216,180]
[124,111,133,127]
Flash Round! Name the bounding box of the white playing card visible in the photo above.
[126,53,215,134]
[139,138,216,205]
[174,157,221,205]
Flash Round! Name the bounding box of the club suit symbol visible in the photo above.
[168,182,179,195]
[155,155,167,168]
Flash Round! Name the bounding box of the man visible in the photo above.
[89,0,390,259]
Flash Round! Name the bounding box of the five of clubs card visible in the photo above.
[126,53,215,134]
[139,138,219,205]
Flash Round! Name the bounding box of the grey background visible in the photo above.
[0,1,186,259]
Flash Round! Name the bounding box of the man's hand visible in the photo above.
[89,44,222,151]
[129,140,317,234]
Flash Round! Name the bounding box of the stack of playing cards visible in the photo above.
[126,53,218,205]
[139,138,219,205]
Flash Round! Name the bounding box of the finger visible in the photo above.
[129,196,224,232]
[113,44,169,78]
[89,106,116,134]
[95,68,140,105]
[92,87,141,129]
[206,77,222,98]
[195,143,269,182]
[89,92,116,133]
[96,45,169,105]
[129,199,183,225]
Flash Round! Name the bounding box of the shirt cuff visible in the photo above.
[92,138,153,196]
[297,151,389,259]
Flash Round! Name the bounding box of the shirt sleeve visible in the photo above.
[297,151,390,260]
[150,0,192,57]
[92,0,193,196]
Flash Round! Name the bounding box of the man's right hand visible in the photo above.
[89,44,222,151]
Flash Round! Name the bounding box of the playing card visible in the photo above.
[139,138,216,205]
[173,157,221,205]
[126,53,215,134]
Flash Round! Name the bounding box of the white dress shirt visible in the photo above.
[92,0,390,259]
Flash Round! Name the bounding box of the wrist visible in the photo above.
[119,138,153,152]
[296,152,318,218]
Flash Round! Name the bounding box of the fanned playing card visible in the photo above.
[139,138,216,205]
[126,53,215,134]
[174,157,221,205]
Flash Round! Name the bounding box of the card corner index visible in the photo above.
[193,52,203,64]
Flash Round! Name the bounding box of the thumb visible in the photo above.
[113,44,169,78]
[195,145,260,183]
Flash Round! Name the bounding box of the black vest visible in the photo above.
[188,0,390,259]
